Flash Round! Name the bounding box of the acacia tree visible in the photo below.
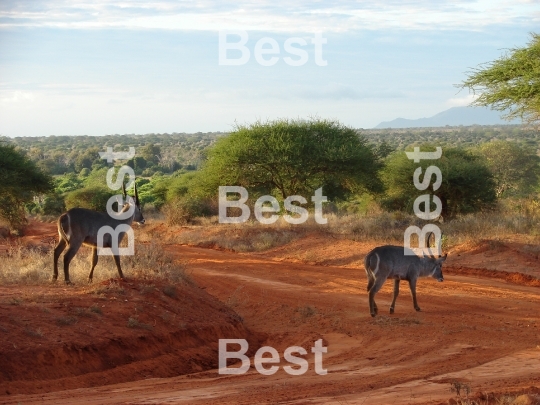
[460,33,540,126]
[474,141,540,198]
[0,144,53,230]
[199,118,382,202]
[381,146,497,218]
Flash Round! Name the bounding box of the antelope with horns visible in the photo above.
[364,245,447,317]
[53,182,145,284]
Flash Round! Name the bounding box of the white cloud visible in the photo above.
[0,0,538,32]
[0,90,35,104]
[446,93,479,107]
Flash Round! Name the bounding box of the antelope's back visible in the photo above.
[367,245,423,275]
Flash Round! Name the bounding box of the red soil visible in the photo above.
[0,220,538,404]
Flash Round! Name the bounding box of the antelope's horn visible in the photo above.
[134,179,139,203]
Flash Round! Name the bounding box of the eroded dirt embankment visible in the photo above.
[0,278,258,396]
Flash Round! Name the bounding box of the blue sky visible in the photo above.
[0,1,538,137]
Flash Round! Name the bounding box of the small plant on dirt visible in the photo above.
[127,316,152,330]
[9,298,22,306]
[56,316,78,326]
[450,381,472,404]
[123,241,192,284]
[373,316,421,327]
[71,307,93,318]
[160,312,173,322]
[139,284,156,294]
[89,304,102,314]
[25,327,43,338]
[296,305,317,321]
[162,285,177,299]
[91,280,126,295]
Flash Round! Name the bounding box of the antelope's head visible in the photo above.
[122,181,145,225]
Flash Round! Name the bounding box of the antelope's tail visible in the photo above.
[364,251,380,291]
[57,213,70,243]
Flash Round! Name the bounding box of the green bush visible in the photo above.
[380,145,497,218]
[64,187,115,212]
[163,196,217,225]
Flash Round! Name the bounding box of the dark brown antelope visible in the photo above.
[364,246,447,317]
[53,182,145,284]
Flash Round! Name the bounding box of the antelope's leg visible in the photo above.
[53,239,66,281]
[368,278,385,317]
[408,278,420,311]
[113,254,124,280]
[88,247,98,282]
[390,279,400,314]
[62,241,82,284]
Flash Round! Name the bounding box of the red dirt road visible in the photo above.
[1,236,539,404]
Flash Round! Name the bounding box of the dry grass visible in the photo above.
[127,316,152,330]
[160,198,540,253]
[296,305,317,321]
[0,240,190,285]
[2,199,539,284]
[172,218,308,252]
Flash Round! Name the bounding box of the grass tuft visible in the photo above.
[127,316,152,330]
[0,241,190,286]
[56,316,78,326]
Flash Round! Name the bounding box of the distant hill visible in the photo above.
[375,106,520,129]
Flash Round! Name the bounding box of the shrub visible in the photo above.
[163,196,217,225]
[64,187,115,212]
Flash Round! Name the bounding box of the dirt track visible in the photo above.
[1,233,539,404]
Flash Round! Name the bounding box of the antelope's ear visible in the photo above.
[438,254,448,263]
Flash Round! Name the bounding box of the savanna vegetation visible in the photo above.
[1,117,539,251]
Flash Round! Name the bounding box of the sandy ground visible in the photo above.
[0,221,539,404]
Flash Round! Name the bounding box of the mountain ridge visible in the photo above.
[375,106,520,129]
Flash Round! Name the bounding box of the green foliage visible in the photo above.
[83,167,111,189]
[381,145,497,218]
[163,195,217,225]
[139,143,161,165]
[157,171,211,221]
[55,173,84,193]
[6,132,221,178]
[199,118,382,202]
[42,193,66,215]
[74,147,101,172]
[64,187,115,212]
[0,144,53,229]
[460,33,540,126]
[473,141,540,197]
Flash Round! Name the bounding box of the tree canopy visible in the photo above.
[381,146,497,218]
[198,118,382,202]
[473,141,540,198]
[0,144,53,229]
[460,33,540,126]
